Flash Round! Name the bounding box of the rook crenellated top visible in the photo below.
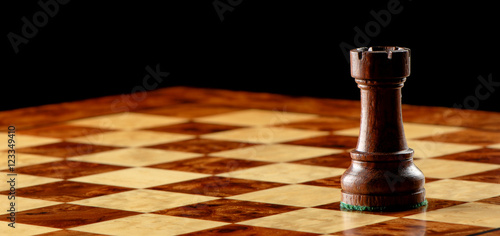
[350,46,410,80]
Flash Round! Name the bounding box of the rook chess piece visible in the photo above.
[340,46,427,211]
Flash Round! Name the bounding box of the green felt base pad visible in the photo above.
[340,199,428,212]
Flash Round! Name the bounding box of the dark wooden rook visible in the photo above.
[340,46,426,211]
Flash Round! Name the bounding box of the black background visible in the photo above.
[3,1,499,111]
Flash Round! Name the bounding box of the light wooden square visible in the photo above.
[194,109,317,127]
[405,202,500,228]
[201,127,328,144]
[2,223,59,236]
[0,134,60,151]
[69,167,208,188]
[488,143,500,149]
[414,159,500,178]
[211,144,342,162]
[228,184,341,207]
[71,189,217,213]
[70,213,228,235]
[0,153,59,171]
[217,162,345,184]
[0,196,60,212]
[69,148,201,167]
[424,179,500,201]
[0,174,62,191]
[408,140,481,159]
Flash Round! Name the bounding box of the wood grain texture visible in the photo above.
[330,218,492,236]
[453,168,500,184]
[417,129,500,146]
[179,224,320,236]
[302,175,343,188]
[281,117,360,132]
[2,86,499,131]
[16,142,119,158]
[153,198,301,223]
[147,156,271,175]
[147,122,242,135]
[0,204,139,228]
[149,176,284,197]
[0,87,498,234]
[19,124,115,139]
[435,148,500,164]
[477,196,500,205]
[0,181,132,202]
[8,160,127,179]
[147,138,254,154]
[36,230,107,236]
[291,152,352,168]
[285,135,358,149]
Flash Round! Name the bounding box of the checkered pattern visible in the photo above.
[1,103,499,236]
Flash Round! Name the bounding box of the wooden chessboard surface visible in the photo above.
[1,86,499,235]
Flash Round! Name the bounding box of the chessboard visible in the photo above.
[1,87,499,235]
